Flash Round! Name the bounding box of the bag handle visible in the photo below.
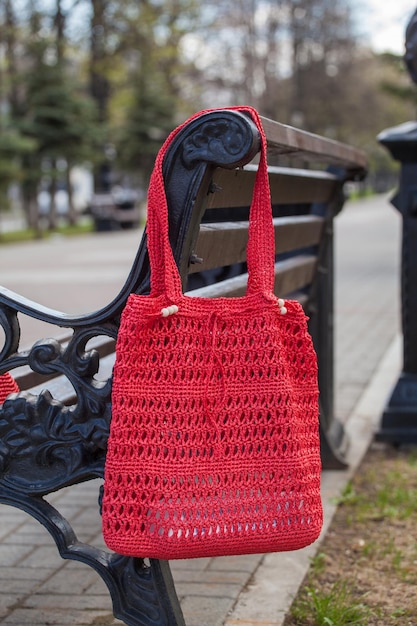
[146,106,275,300]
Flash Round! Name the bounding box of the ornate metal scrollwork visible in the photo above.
[0,390,109,494]
[182,113,260,168]
[0,303,20,362]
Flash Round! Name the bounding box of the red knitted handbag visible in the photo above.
[102,107,323,560]
[0,373,19,404]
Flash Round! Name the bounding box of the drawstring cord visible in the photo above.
[204,311,226,458]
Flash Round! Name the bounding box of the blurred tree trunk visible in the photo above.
[66,166,77,226]
[48,160,58,230]
[54,0,65,63]
[90,0,111,192]
[21,2,43,235]
[90,0,110,123]
[4,0,19,117]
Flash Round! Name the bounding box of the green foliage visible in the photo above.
[0,228,41,243]
[13,36,103,227]
[0,120,37,209]
[334,463,417,523]
[107,0,199,182]
[377,52,417,108]
[372,472,417,520]
[21,42,102,167]
[116,70,177,182]
[0,220,93,244]
[291,581,372,625]
[309,552,327,576]
[333,480,361,506]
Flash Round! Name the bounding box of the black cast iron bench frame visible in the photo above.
[0,110,367,626]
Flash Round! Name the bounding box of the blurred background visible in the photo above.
[0,0,416,236]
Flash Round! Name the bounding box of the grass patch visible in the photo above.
[309,552,327,577]
[290,581,372,625]
[336,462,417,523]
[333,480,363,507]
[0,228,42,243]
[55,221,94,236]
[283,445,417,625]
[0,220,94,244]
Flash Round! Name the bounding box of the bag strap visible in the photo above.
[146,106,275,300]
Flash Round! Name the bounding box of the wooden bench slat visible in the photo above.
[190,216,324,273]
[260,115,368,175]
[207,166,338,209]
[188,255,316,299]
[273,255,317,296]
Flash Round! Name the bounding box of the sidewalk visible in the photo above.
[0,193,403,625]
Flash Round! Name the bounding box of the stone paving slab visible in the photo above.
[0,193,403,624]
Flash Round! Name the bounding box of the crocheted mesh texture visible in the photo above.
[0,373,19,405]
[102,107,322,559]
[102,296,322,559]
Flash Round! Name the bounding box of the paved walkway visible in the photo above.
[0,193,403,625]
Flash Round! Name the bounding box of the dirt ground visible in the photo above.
[283,443,417,625]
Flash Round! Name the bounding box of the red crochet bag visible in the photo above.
[0,373,18,404]
[102,107,322,560]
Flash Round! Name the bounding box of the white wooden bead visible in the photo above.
[161,304,178,317]
[280,306,287,315]
[278,298,285,307]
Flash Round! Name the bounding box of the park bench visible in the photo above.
[0,109,367,626]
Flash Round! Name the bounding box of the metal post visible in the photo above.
[308,181,349,468]
[376,9,417,442]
